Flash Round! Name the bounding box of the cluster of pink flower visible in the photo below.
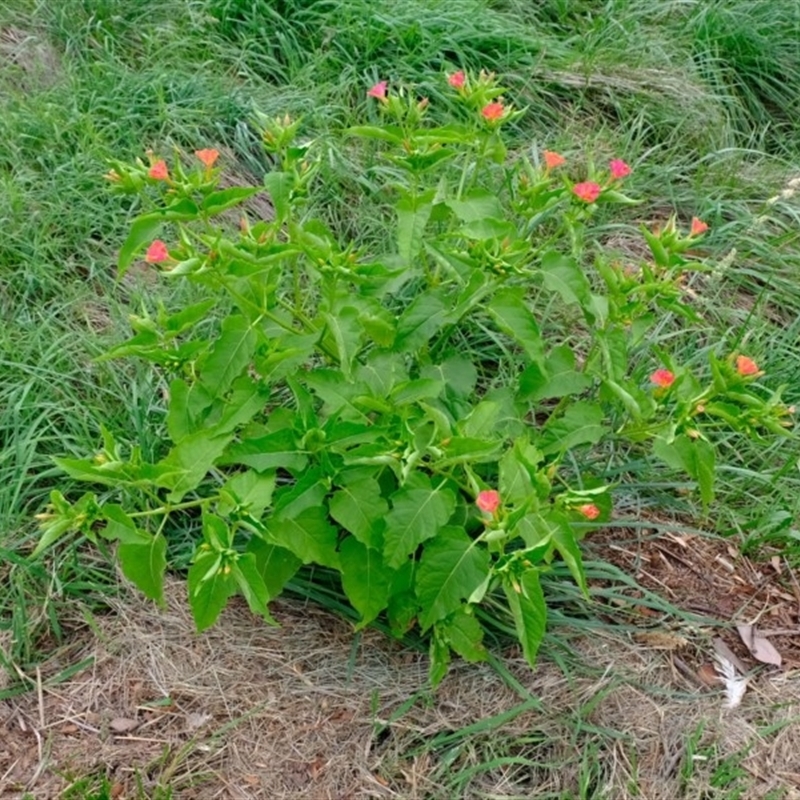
[144,150,220,264]
[650,355,761,389]
[476,490,600,521]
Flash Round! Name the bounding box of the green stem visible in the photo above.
[128,496,218,518]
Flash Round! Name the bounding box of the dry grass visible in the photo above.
[2,573,800,800]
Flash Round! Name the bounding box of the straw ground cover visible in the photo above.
[2,0,800,797]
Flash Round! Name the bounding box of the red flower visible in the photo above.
[650,369,675,388]
[690,217,709,237]
[148,160,169,180]
[544,150,566,170]
[144,240,169,263]
[448,71,466,89]
[367,81,388,101]
[195,148,220,168]
[609,158,631,180]
[572,181,601,203]
[578,504,601,520]
[736,355,760,376]
[481,102,505,122]
[476,490,501,514]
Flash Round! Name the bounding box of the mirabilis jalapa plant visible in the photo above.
[35,71,794,684]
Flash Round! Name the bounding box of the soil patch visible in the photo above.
[2,568,800,799]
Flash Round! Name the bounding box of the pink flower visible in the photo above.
[195,148,220,168]
[448,71,466,89]
[367,81,388,101]
[148,160,169,180]
[650,369,675,388]
[144,240,169,263]
[690,217,709,237]
[544,150,566,170]
[736,355,760,377]
[476,490,501,514]
[578,504,601,520]
[572,181,601,203]
[609,159,631,180]
[481,102,505,122]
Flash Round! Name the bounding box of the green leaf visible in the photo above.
[166,379,214,442]
[429,629,451,688]
[446,190,504,223]
[540,251,592,308]
[199,315,257,398]
[101,504,150,544]
[118,534,167,606]
[263,171,294,221]
[439,608,487,663]
[499,443,537,506]
[339,537,394,629]
[537,510,588,596]
[504,570,546,668]
[390,378,444,406]
[383,476,456,568]
[653,435,716,508]
[346,124,405,144]
[118,214,162,278]
[488,288,545,365]
[387,561,418,637]
[265,506,340,569]
[329,477,388,549]
[187,549,235,632]
[396,189,435,263]
[246,539,302,599]
[541,402,606,455]
[416,527,490,630]
[220,428,307,473]
[437,437,503,466]
[164,299,217,335]
[255,331,319,383]
[201,186,261,216]
[460,217,516,240]
[519,345,592,401]
[460,400,500,438]
[272,469,328,518]
[232,553,277,625]
[421,357,477,398]
[219,470,276,517]
[394,291,448,352]
[321,307,362,379]
[157,430,233,502]
[214,376,270,435]
[53,457,135,488]
[303,369,369,421]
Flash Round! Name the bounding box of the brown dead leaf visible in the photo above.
[736,624,783,667]
[633,630,689,650]
[109,717,139,733]
[696,663,721,687]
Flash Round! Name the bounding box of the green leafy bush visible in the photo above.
[34,72,794,684]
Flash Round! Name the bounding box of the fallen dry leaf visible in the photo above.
[633,630,689,650]
[109,717,139,733]
[736,624,782,667]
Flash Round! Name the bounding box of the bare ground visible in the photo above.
[2,543,800,800]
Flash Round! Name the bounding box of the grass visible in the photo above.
[1,0,800,796]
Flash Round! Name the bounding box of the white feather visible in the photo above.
[713,653,749,709]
